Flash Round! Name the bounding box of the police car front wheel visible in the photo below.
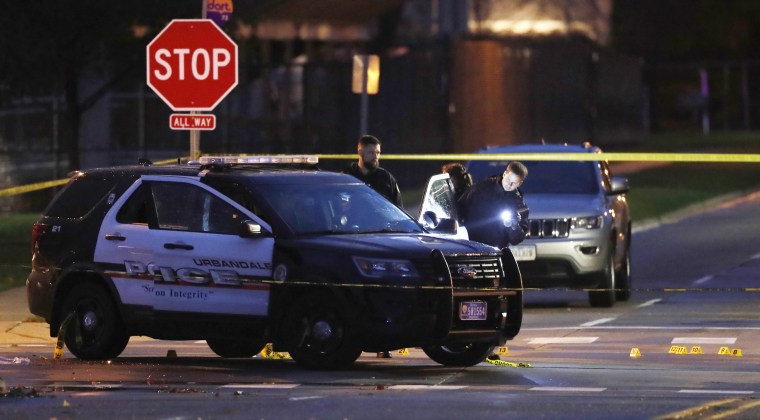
[207,338,266,358]
[423,342,496,367]
[281,292,362,370]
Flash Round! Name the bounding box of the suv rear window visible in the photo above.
[45,178,116,218]
[468,160,598,194]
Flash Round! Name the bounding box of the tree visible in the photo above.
[0,1,197,170]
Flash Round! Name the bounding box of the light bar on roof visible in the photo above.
[198,155,319,165]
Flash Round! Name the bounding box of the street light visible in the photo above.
[352,54,379,136]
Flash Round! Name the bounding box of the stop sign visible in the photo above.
[146,19,238,111]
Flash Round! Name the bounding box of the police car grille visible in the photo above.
[527,219,570,238]
[446,256,503,289]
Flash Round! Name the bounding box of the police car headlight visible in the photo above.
[353,257,419,278]
[571,215,603,230]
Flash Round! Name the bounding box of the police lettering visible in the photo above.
[124,261,241,286]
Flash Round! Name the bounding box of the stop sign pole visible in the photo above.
[146,15,238,160]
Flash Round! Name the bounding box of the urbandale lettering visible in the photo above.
[192,258,272,270]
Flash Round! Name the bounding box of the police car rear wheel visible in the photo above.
[423,342,495,367]
[282,292,361,370]
[206,338,266,358]
[61,282,128,360]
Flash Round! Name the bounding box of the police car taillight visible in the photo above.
[31,223,48,254]
[197,155,319,165]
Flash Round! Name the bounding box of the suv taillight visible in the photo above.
[31,223,48,254]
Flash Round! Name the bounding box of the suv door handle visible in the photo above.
[164,243,194,251]
[105,233,126,241]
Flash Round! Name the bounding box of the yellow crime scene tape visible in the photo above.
[3,153,759,197]
[317,152,760,162]
[0,158,181,197]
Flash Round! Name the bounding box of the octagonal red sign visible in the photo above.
[146,19,238,111]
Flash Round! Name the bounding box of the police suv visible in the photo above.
[27,156,523,369]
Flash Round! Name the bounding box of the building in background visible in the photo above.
[2,0,643,211]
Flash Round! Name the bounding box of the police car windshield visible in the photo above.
[265,184,422,235]
[468,160,598,194]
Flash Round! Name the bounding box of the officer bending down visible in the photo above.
[457,161,529,249]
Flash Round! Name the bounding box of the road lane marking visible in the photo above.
[527,337,598,344]
[672,337,737,345]
[523,326,760,332]
[388,385,467,390]
[692,275,713,285]
[636,298,661,308]
[580,318,616,327]
[678,390,754,395]
[221,384,299,389]
[750,252,760,260]
[530,387,606,392]
[289,396,325,401]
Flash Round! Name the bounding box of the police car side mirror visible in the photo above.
[422,211,439,229]
[433,217,458,234]
[239,220,269,238]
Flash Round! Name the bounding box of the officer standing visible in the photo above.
[343,134,401,359]
[343,134,403,207]
[457,161,530,249]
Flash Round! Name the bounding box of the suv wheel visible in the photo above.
[61,282,129,360]
[423,343,495,367]
[588,248,616,308]
[281,292,361,370]
[207,338,266,358]
[615,245,632,302]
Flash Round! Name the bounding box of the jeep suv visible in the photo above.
[466,143,631,307]
[27,156,523,369]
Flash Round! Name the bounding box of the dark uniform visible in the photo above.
[343,162,403,207]
[457,175,529,249]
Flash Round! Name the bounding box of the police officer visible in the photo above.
[457,161,529,249]
[343,134,401,358]
[343,135,403,207]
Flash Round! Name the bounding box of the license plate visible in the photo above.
[510,245,536,261]
[459,301,487,321]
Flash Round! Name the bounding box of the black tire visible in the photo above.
[281,292,361,370]
[207,338,266,358]
[588,248,616,308]
[423,343,495,367]
[615,245,632,302]
[61,282,129,360]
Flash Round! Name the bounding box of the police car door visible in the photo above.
[418,173,469,239]
[95,176,273,319]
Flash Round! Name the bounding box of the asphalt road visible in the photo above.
[2,192,759,419]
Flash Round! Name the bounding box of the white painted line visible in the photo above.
[637,299,661,308]
[289,396,325,401]
[672,337,736,345]
[523,326,760,331]
[194,340,207,344]
[16,344,48,347]
[580,318,616,327]
[692,275,713,286]
[527,337,598,345]
[530,387,606,392]
[750,252,760,260]
[388,385,467,390]
[221,384,299,389]
[678,390,754,395]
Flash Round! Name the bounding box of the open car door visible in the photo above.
[418,173,468,240]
